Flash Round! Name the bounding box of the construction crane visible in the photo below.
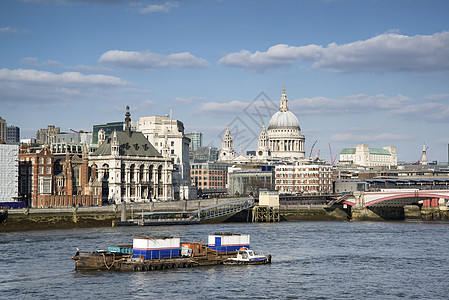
[309,140,318,158]
[328,143,338,165]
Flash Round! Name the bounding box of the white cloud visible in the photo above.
[99,50,209,69]
[173,96,205,104]
[20,56,112,73]
[219,31,449,73]
[0,68,125,86]
[289,94,412,115]
[218,44,321,72]
[388,102,449,122]
[0,26,29,35]
[330,133,411,143]
[424,94,449,101]
[0,68,126,105]
[197,100,248,116]
[138,2,178,14]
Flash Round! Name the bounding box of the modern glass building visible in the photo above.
[185,131,203,151]
[92,122,124,144]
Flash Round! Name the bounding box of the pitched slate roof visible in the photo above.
[91,130,162,157]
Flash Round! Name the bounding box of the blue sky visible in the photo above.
[1,0,449,163]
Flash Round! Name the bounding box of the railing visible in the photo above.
[324,193,354,208]
[194,198,255,221]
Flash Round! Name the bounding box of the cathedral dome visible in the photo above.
[268,110,300,130]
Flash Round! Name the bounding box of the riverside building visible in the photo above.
[275,164,333,195]
[89,107,175,203]
[339,144,397,168]
[138,114,194,200]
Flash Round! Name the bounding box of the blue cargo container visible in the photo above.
[132,248,180,260]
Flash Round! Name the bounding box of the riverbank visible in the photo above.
[1,201,448,232]
[0,198,241,232]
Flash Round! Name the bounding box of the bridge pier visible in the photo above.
[351,206,405,221]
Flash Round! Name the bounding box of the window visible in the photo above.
[171,141,174,147]
[39,178,52,194]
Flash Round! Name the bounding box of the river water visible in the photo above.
[1,221,448,299]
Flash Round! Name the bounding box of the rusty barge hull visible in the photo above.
[72,251,239,271]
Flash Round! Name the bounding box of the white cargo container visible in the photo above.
[208,233,250,252]
[133,236,180,259]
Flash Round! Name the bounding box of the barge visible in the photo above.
[72,233,271,271]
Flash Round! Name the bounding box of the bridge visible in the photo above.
[335,189,449,208]
[115,198,255,226]
[329,189,449,220]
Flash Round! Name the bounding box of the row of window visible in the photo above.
[20,157,52,164]
[277,173,332,178]
[276,167,331,172]
[276,179,332,185]
[192,170,224,175]
[197,181,223,187]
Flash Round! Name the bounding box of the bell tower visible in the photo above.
[218,124,235,161]
[256,122,270,161]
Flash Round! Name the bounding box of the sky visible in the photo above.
[1,0,449,163]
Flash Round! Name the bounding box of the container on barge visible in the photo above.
[71,233,271,271]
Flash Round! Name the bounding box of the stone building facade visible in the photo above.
[138,115,193,200]
[90,107,175,203]
[339,144,397,168]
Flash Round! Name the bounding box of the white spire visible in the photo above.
[421,143,428,165]
[280,85,288,112]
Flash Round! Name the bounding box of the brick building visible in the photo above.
[275,164,333,195]
[19,145,54,207]
[190,162,228,196]
[19,145,100,208]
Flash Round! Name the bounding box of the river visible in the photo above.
[1,221,448,299]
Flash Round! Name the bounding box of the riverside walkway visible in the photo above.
[115,198,255,226]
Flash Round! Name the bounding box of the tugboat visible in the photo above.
[224,247,271,265]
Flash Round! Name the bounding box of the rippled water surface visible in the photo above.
[1,221,448,299]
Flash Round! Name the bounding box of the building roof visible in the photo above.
[91,130,161,157]
[268,110,300,130]
[369,148,391,155]
[340,148,391,155]
[267,88,301,130]
[340,148,356,154]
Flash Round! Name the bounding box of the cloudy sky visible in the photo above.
[1,0,448,163]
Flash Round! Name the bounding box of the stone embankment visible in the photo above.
[2,199,447,232]
[279,205,350,221]
[0,198,232,232]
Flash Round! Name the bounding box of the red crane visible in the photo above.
[328,143,338,165]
